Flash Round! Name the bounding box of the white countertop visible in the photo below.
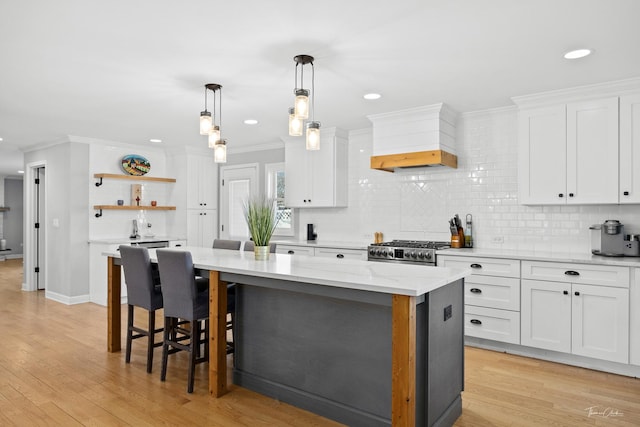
[103,246,470,297]
[89,236,184,244]
[437,247,640,267]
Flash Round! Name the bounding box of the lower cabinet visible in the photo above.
[187,209,217,247]
[276,244,366,259]
[438,255,521,345]
[521,261,630,364]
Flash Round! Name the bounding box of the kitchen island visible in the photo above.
[103,247,469,427]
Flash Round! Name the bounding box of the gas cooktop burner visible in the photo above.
[367,240,450,265]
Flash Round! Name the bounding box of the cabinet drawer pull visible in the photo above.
[175,244,182,247]
[558,193,564,198]
[336,254,344,259]
[564,270,580,276]
[624,191,630,196]
[470,319,482,325]
[470,288,482,294]
[288,250,295,254]
[574,291,580,296]
[470,263,482,269]
[569,193,574,197]
[563,290,568,295]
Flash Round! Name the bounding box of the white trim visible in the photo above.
[511,76,640,109]
[460,105,517,119]
[24,160,47,292]
[45,290,91,305]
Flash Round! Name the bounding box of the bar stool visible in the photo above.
[157,249,211,393]
[119,245,163,373]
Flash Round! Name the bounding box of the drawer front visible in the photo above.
[522,261,629,288]
[465,306,520,344]
[276,245,315,256]
[314,247,367,260]
[438,255,520,278]
[465,275,520,311]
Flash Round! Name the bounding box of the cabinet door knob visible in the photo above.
[470,288,482,293]
[563,290,568,295]
[470,319,482,325]
[288,250,295,254]
[470,263,482,269]
[336,254,344,259]
[568,193,574,197]
[624,191,630,196]
[564,270,580,276]
[574,291,580,296]
[558,193,564,198]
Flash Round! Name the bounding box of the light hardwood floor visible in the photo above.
[1,258,639,426]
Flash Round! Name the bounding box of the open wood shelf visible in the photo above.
[0,207,9,212]
[94,173,176,186]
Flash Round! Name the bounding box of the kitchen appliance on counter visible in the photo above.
[368,240,450,265]
[306,224,317,241]
[589,219,640,257]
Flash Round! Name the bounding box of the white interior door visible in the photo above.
[220,164,258,240]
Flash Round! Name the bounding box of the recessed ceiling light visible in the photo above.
[149,138,162,143]
[363,93,382,100]
[0,137,3,142]
[564,48,592,59]
[244,119,259,125]
[18,170,24,174]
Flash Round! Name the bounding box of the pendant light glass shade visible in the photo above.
[294,89,309,119]
[213,141,227,163]
[288,107,303,136]
[200,112,212,135]
[208,126,221,147]
[306,121,321,151]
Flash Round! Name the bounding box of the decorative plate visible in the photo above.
[121,155,151,176]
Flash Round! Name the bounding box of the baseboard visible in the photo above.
[45,290,91,305]
[6,254,23,260]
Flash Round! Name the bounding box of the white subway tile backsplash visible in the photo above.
[296,107,640,253]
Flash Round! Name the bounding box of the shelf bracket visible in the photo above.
[95,177,103,187]
[95,209,103,218]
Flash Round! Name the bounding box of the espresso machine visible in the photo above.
[590,220,640,257]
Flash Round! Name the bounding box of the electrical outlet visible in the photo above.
[492,236,504,244]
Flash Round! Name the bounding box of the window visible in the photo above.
[265,162,294,236]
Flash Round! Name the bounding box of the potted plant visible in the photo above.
[243,194,280,260]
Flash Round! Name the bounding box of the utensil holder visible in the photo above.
[451,234,463,248]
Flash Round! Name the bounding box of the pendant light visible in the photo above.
[199,83,227,163]
[292,54,321,149]
[213,140,227,163]
[288,107,303,136]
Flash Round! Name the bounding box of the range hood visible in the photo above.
[368,103,458,172]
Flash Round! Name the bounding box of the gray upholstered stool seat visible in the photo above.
[119,245,164,373]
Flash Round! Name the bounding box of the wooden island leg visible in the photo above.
[107,256,122,352]
[391,294,416,427]
[209,270,228,397]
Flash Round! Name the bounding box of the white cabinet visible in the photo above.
[314,247,367,260]
[187,209,217,247]
[438,255,521,344]
[521,261,629,364]
[619,94,640,203]
[631,268,640,366]
[285,128,348,208]
[187,155,218,209]
[276,244,366,260]
[518,97,619,205]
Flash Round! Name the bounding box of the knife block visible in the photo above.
[451,229,464,248]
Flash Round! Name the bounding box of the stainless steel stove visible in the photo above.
[367,240,450,265]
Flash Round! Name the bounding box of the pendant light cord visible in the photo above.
[311,62,315,121]
[204,85,208,111]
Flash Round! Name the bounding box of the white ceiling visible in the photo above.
[1,0,639,178]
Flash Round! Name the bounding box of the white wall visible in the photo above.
[293,106,640,253]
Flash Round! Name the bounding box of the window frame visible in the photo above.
[265,162,295,237]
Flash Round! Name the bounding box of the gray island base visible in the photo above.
[227,273,464,427]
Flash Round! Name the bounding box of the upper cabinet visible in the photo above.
[285,127,348,208]
[514,79,640,205]
[186,154,218,209]
[619,94,640,203]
